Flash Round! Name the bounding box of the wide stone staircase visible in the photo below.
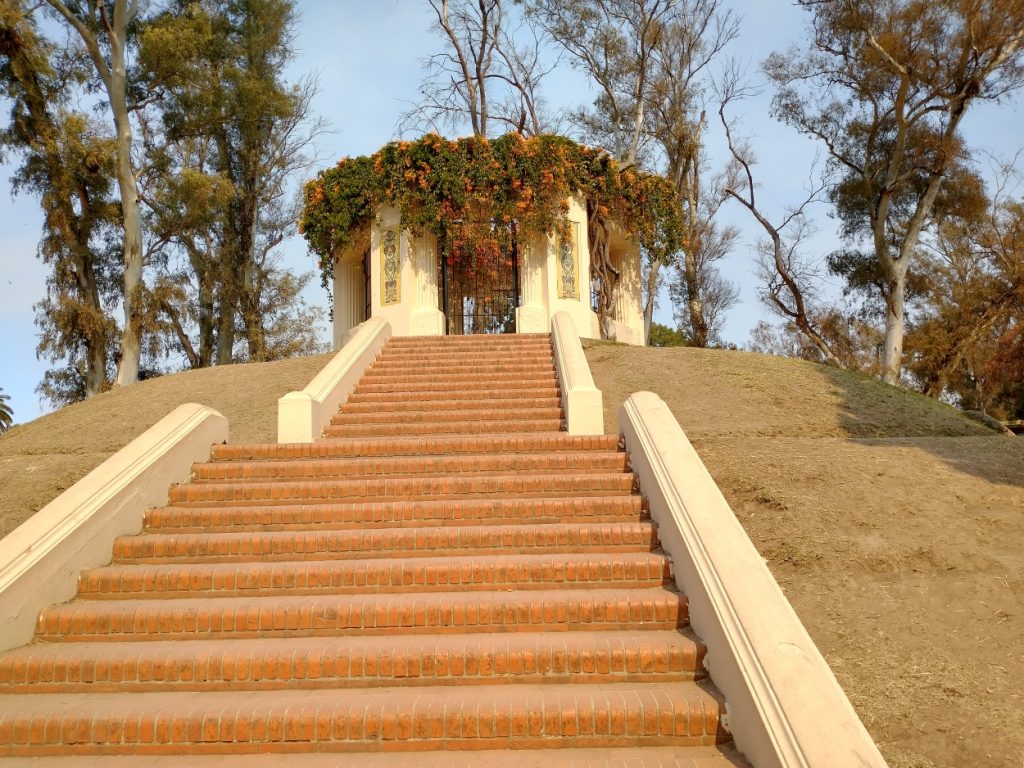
[0,333,746,765]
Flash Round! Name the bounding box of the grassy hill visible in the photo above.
[2,342,1021,767]
[0,352,332,538]
[584,341,1023,768]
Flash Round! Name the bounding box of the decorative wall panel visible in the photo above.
[557,222,581,300]
[380,228,401,305]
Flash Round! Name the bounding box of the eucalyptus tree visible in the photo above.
[404,0,558,137]
[1,0,121,401]
[766,0,1024,384]
[139,0,324,364]
[718,74,845,368]
[526,0,736,343]
[645,0,737,344]
[42,0,147,386]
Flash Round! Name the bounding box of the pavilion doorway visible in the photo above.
[439,239,520,335]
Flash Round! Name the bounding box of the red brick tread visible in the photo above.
[323,419,565,437]
[351,380,561,395]
[144,496,648,533]
[36,588,686,640]
[372,353,554,366]
[0,630,705,692]
[329,406,564,427]
[387,333,550,343]
[369,361,556,374]
[0,747,749,766]
[169,472,635,505]
[112,520,655,561]
[193,452,627,482]
[339,396,562,414]
[210,433,620,461]
[78,552,673,598]
[346,386,561,404]
[112,522,658,562]
[0,681,726,755]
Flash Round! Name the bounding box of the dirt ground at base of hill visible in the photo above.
[585,341,1023,768]
[0,352,333,537]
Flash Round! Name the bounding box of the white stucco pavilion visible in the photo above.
[329,195,646,348]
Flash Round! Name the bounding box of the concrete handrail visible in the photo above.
[0,403,227,652]
[551,311,604,435]
[278,317,392,443]
[620,391,887,768]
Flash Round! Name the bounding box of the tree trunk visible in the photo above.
[104,7,143,386]
[587,200,619,340]
[683,249,708,347]
[216,279,236,365]
[881,265,907,385]
[74,252,109,396]
[188,247,216,367]
[642,257,663,345]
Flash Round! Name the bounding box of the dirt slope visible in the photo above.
[585,341,1023,768]
[0,353,332,537]
[2,341,1021,766]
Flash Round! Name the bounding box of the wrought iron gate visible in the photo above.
[440,238,520,335]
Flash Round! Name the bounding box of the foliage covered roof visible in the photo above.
[300,133,683,285]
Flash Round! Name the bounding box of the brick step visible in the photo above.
[144,496,648,533]
[36,588,686,641]
[351,382,558,397]
[0,746,748,767]
[193,452,628,483]
[78,552,673,599]
[369,361,556,375]
[383,336,551,346]
[329,407,564,427]
[210,434,619,462]
[373,351,554,365]
[360,367,556,381]
[346,387,561,404]
[323,418,564,437]
[169,472,635,506]
[0,681,724,756]
[112,522,658,563]
[0,630,703,693]
[339,396,562,414]
[372,354,552,366]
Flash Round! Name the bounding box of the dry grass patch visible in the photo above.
[0,353,332,537]
[586,341,1023,768]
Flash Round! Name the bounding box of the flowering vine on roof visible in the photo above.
[300,133,683,325]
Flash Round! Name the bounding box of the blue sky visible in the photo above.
[1,0,1021,424]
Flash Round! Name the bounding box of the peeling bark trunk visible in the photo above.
[587,199,619,340]
[881,266,907,385]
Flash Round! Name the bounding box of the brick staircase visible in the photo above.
[0,334,746,766]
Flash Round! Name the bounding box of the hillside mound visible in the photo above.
[2,342,1021,767]
[585,341,1023,768]
[0,353,332,537]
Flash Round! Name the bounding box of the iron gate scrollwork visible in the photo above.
[439,229,520,335]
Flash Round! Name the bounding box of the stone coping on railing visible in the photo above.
[551,311,604,436]
[0,403,227,653]
[278,317,392,443]
[620,391,888,768]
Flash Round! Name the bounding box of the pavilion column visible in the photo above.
[409,232,445,335]
[332,251,366,349]
[516,233,549,333]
